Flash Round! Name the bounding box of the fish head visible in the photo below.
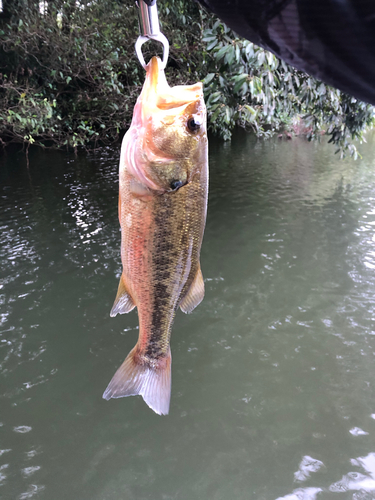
[132,56,207,193]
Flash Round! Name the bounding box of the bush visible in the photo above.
[201,20,375,157]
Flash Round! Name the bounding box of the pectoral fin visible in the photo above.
[110,274,136,317]
[179,266,205,314]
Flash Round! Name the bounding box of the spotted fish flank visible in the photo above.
[103,56,208,415]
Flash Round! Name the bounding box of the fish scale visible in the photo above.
[103,56,208,415]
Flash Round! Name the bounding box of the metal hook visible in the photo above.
[135,33,170,70]
[135,0,169,70]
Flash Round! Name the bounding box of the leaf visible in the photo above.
[244,105,256,115]
[212,19,222,30]
[245,43,254,58]
[207,91,221,105]
[203,73,215,85]
[224,106,231,124]
[233,74,248,93]
[211,107,222,121]
[202,34,216,42]
[215,45,230,61]
[209,103,221,112]
[318,83,326,95]
[219,75,226,87]
[235,44,240,63]
[207,39,218,51]
[224,46,235,65]
[257,51,265,66]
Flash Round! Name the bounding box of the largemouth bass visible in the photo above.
[103,56,208,415]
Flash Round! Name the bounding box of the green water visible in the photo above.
[1,132,375,500]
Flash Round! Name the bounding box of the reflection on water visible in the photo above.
[1,132,375,499]
[279,451,375,499]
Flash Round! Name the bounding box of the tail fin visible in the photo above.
[102,346,171,416]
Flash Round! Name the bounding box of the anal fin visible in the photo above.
[110,274,136,317]
[179,265,205,314]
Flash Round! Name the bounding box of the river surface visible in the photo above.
[1,131,375,500]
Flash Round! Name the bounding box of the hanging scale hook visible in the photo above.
[135,0,169,70]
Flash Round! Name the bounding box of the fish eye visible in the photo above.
[170,180,185,191]
[187,116,201,133]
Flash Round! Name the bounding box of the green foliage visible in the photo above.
[0,0,141,147]
[0,0,374,156]
[202,20,375,157]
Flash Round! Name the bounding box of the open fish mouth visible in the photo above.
[140,56,204,118]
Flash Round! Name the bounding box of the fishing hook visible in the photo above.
[135,0,169,70]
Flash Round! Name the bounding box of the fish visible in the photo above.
[102,56,208,415]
